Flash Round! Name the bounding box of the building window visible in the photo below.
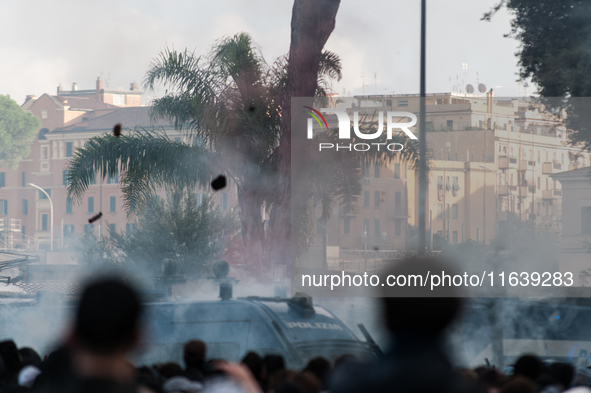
[109,223,116,234]
[66,142,73,158]
[88,197,94,213]
[66,198,73,214]
[41,110,47,119]
[63,170,68,186]
[174,137,181,143]
[0,200,7,215]
[113,94,126,106]
[395,192,402,215]
[64,225,74,237]
[374,191,381,208]
[344,217,351,234]
[90,173,96,185]
[437,203,443,219]
[395,219,402,236]
[363,219,370,236]
[0,172,4,187]
[22,199,28,215]
[41,214,48,231]
[126,223,136,235]
[39,189,51,199]
[582,207,591,235]
[363,190,370,207]
[374,162,380,178]
[84,224,94,234]
[374,219,380,239]
[21,172,25,187]
[452,204,458,219]
[41,146,49,160]
[22,225,25,240]
[107,170,118,184]
[110,196,116,212]
[453,231,458,245]
[394,163,400,179]
[446,203,450,219]
[447,120,453,130]
[195,193,204,207]
[437,176,443,190]
[363,162,370,178]
[398,100,408,107]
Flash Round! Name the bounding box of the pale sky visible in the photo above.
[0,0,524,105]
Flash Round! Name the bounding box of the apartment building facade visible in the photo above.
[0,79,237,251]
[353,92,590,245]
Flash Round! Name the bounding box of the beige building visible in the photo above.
[0,79,237,251]
[551,167,591,281]
[354,92,590,246]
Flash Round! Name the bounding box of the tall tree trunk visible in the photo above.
[266,0,340,281]
[237,184,265,274]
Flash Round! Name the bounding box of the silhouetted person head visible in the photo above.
[273,370,321,393]
[264,354,285,378]
[304,357,331,388]
[73,278,142,355]
[18,348,41,368]
[0,341,21,376]
[381,257,462,337]
[513,355,544,382]
[241,352,263,381]
[184,340,206,369]
[550,362,574,390]
[500,376,537,393]
[159,362,183,379]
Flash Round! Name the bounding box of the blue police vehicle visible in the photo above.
[137,293,381,368]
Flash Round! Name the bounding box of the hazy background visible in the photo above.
[0,0,523,105]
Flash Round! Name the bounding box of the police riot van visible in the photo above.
[138,293,382,368]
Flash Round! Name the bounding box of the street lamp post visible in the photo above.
[29,183,53,251]
[418,0,428,253]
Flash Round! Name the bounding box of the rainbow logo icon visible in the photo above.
[302,106,328,130]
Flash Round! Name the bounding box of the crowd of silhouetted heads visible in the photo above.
[1,260,590,393]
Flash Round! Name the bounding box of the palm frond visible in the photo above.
[66,129,219,216]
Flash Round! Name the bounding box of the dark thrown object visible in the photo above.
[88,212,103,224]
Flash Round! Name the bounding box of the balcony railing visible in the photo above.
[542,162,553,174]
[498,185,510,195]
[542,189,562,199]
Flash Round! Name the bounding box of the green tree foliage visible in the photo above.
[0,95,41,169]
[67,32,344,271]
[484,1,591,151]
[75,191,239,279]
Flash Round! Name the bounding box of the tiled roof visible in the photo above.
[53,106,175,133]
[54,96,118,110]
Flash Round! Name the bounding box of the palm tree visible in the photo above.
[66,32,342,272]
